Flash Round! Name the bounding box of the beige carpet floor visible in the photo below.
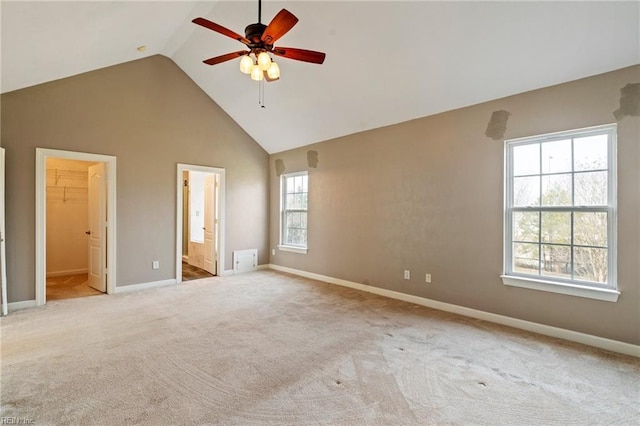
[1,270,638,425]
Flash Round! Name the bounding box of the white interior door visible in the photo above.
[88,163,106,292]
[203,174,216,275]
[0,148,7,315]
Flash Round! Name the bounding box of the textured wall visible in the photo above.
[1,55,270,301]
[269,65,640,344]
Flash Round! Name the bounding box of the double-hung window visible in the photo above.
[279,171,308,254]
[502,124,618,301]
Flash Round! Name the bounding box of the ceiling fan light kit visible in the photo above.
[257,52,271,70]
[250,64,264,81]
[192,0,325,85]
[239,55,254,74]
[266,61,280,80]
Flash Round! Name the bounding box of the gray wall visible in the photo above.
[269,65,640,345]
[1,55,270,302]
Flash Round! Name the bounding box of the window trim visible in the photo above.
[502,124,618,301]
[501,275,619,302]
[277,244,308,254]
[279,171,308,254]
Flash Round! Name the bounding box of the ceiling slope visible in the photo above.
[3,1,639,154]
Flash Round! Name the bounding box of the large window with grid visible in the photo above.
[280,171,308,253]
[502,124,618,301]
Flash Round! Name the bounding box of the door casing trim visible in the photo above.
[0,147,6,315]
[35,148,117,305]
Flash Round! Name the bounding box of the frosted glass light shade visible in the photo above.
[267,61,280,79]
[239,55,254,74]
[250,64,264,81]
[257,52,271,71]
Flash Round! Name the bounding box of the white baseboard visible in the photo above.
[223,264,273,275]
[46,269,88,278]
[8,300,37,312]
[114,279,177,294]
[268,264,640,358]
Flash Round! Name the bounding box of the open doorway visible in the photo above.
[45,158,104,300]
[36,149,116,306]
[176,164,225,283]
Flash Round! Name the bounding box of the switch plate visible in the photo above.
[272,249,276,256]
[425,273,431,283]
[404,270,410,280]
[152,261,159,270]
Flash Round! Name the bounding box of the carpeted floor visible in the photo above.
[46,273,104,300]
[1,270,638,425]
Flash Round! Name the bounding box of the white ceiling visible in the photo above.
[2,1,639,154]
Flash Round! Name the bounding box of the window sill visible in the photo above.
[501,275,619,302]
[278,245,308,254]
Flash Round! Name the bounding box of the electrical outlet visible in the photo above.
[152,261,159,270]
[404,270,410,280]
[425,273,431,283]
[272,249,276,256]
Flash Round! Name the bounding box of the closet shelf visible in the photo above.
[46,186,88,203]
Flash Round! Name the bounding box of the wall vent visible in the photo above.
[233,249,257,274]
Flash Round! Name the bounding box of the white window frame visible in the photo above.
[278,171,308,254]
[502,124,619,302]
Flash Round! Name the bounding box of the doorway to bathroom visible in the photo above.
[176,164,225,282]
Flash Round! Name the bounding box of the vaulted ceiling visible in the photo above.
[2,1,639,153]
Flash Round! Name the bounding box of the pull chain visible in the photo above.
[258,79,266,108]
[257,0,265,108]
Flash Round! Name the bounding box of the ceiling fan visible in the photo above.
[192,0,326,82]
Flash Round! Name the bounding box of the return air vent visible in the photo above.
[233,249,257,274]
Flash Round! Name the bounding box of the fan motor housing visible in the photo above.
[245,23,267,44]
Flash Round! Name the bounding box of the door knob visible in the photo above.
[85,231,91,235]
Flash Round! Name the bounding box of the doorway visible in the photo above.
[1,147,6,315]
[45,158,104,300]
[176,164,225,283]
[36,149,116,306]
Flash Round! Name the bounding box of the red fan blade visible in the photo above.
[261,9,298,44]
[203,51,248,65]
[192,17,250,45]
[272,47,326,64]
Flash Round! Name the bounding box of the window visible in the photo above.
[502,124,618,302]
[279,171,308,254]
